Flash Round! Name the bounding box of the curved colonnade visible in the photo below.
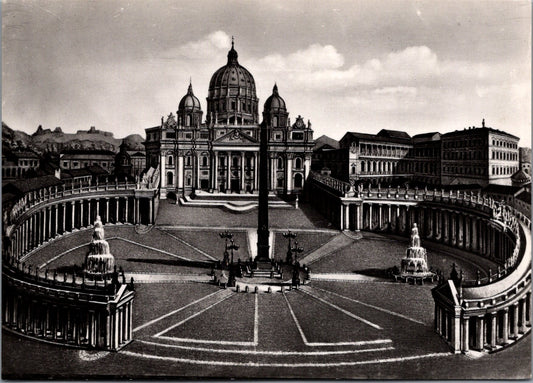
[305,171,531,353]
[2,182,158,350]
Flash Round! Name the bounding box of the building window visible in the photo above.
[275,133,282,140]
[351,165,356,175]
[273,116,278,126]
[295,157,302,169]
[292,132,304,140]
[202,156,208,167]
[167,171,173,186]
[186,156,191,166]
[168,155,173,166]
[277,157,284,169]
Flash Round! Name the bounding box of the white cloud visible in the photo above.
[163,30,231,60]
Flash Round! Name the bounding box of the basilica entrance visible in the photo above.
[230,179,240,193]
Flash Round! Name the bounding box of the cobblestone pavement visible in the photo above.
[4,224,531,379]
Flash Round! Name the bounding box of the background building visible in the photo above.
[318,129,413,185]
[2,149,40,180]
[408,132,441,186]
[60,149,116,173]
[144,44,314,198]
[441,120,519,187]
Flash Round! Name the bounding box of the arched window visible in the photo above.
[294,173,303,188]
[361,162,366,172]
[167,171,174,186]
[351,165,356,175]
[277,157,284,169]
[202,156,208,167]
[295,157,302,169]
[273,116,278,127]
[168,155,173,166]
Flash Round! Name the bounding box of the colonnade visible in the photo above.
[305,173,531,354]
[9,194,156,260]
[435,292,531,352]
[3,184,141,351]
[335,202,515,265]
[2,276,134,350]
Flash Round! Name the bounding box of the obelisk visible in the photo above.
[256,120,270,262]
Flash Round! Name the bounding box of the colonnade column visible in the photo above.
[490,313,497,349]
[115,197,119,223]
[196,152,201,189]
[226,153,231,192]
[178,154,184,190]
[62,203,66,233]
[462,317,470,352]
[502,308,509,344]
[135,198,140,224]
[286,156,293,194]
[71,201,76,231]
[368,203,373,230]
[125,198,129,223]
[253,152,259,191]
[344,204,350,230]
[105,198,110,224]
[47,207,52,240]
[241,152,246,192]
[512,303,520,338]
[476,316,485,350]
[160,153,166,189]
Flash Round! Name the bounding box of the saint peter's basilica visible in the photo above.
[144,41,314,198]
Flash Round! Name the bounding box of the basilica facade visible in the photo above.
[144,42,314,198]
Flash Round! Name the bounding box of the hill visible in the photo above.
[2,123,145,154]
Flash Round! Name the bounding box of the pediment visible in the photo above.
[214,129,258,145]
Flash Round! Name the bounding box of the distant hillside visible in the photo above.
[2,123,145,154]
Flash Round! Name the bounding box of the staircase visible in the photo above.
[245,261,283,279]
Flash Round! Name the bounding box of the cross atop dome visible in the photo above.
[227,36,238,64]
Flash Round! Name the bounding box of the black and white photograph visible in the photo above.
[1,0,531,379]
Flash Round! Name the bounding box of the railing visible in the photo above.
[309,171,531,230]
[3,252,133,298]
[9,172,162,223]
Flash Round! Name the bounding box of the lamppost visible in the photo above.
[291,241,304,265]
[219,230,233,267]
[291,241,304,288]
[282,230,297,264]
[227,239,239,287]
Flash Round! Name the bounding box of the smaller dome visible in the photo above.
[511,169,531,183]
[178,83,202,111]
[264,84,286,112]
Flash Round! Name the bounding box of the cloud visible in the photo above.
[163,30,231,60]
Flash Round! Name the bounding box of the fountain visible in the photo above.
[395,223,436,283]
[85,216,115,277]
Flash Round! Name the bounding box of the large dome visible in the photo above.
[178,83,201,112]
[206,41,259,125]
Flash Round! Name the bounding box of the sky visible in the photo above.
[2,0,531,144]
